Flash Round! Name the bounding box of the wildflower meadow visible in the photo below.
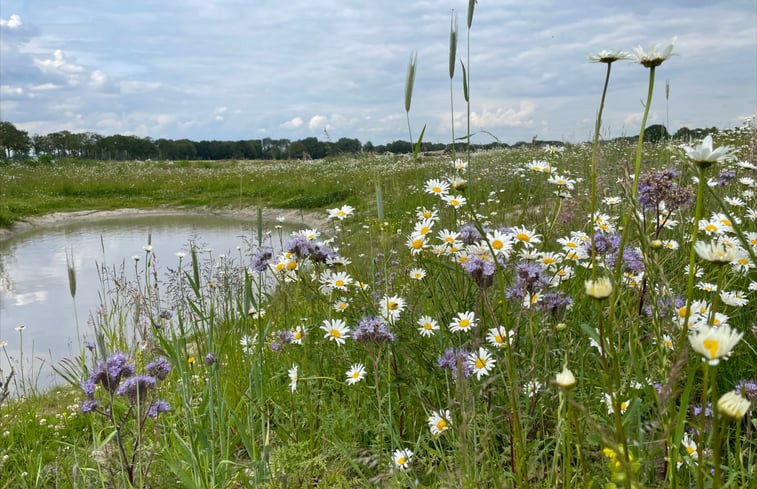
[1,4,756,488]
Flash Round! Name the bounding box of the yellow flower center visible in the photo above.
[423,323,433,330]
[330,329,341,339]
[705,224,718,232]
[703,338,719,358]
[686,446,695,455]
[495,334,504,344]
[412,239,423,249]
[432,186,441,193]
[397,456,406,465]
[287,261,297,270]
[517,233,530,242]
[620,401,629,412]
[419,226,430,235]
[720,219,732,227]
[337,210,346,216]
[437,419,447,430]
[294,331,302,340]
[475,358,485,369]
[492,240,503,250]
[738,258,748,265]
[459,319,470,328]
[388,301,399,310]
[335,279,345,287]
[352,371,360,379]
[566,242,577,248]
[449,199,460,206]
[423,211,431,218]
[543,257,555,264]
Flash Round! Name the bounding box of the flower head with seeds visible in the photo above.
[468,347,495,379]
[689,324,743,365]
[321,319,350,347]
[428,409,452,437]
[345,363,366,385]
[449,311,477,333]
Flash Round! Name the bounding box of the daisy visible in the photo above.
[468,347,495,379]
[719,290,748,307]
[443,194,467,209]
[602,393,630,415]
[424,178,450,197]
[288,365,299,392]
[695,240,738,263]
[539,252,562,269]
[449,311,477,333]
[380,295,406,323]
[662,240,679,250]
[603,196,622,206]
[321,319,350,347]
[408,267,426,280]
[681,433,698,459]
[683,133,733,169]
[326,271,353,290]
[333,299,349,313]
[298,228,320,240]
[528,160,551,173]
[510,226,541,248]
[689,324,743,365]
[428,409,452,437]
[589,49,632,63]
[291,325,305,345]
[523,380,542,398]
[486,326,513,349]
[632,38,675,68]
[452,158,468,171]
[547,173,575,191]
[416,207,439,221]
[328,205,355,220]
[437,229,461,246]
[345,363,366,385]
[717,390,751,419]
[417,315,439,337]
[486,229,514,256]
[392,448,413,471]
[585,277,612,299]
[406,234,428,255]
[413,218,435,236]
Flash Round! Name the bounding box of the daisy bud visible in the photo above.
[650,239,663,249]
[585,277,612,299]
[555,366,576,389]
[717,391,751,420]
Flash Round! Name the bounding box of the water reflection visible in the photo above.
[0,214,294,390]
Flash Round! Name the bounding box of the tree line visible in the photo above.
[0,121,720,162]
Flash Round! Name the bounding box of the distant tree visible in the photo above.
[362,141,374,153]
[334,137,362,154]
[643,124,669,143]
[386,140,412,154]
[0,121,31,158]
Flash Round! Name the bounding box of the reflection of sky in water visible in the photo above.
[0,215,292,389]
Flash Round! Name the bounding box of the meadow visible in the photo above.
[0,121,755,488]
[1,6,756,486]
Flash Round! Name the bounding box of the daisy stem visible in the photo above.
[567,394,589,489]
[697,362,709,489]
[710,364,721,488]
[589,61,614,280]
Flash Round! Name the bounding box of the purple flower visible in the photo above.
[116,375,156,404]
[270,342,282,352]
[537,291,573,317]
[81,399,99,413]
[353,316,395,344]
[458,223,482,245]
[146,357,172,381]
[252,248,273,272]
[506,262,550,302]
[81,378,96,398]
[278,330,294,344]
[91,353,135,393]
[437,347,473,379]
[692,402,713,418]
[717,169,736,186]
[147,400,171,418]
[204,353,217,366]
[735,379,757,402]
[285,236,314,259]
[638,168,693,212]
[463,256,496,288]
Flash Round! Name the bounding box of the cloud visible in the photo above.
[281,117,303,129]
[0,14,23,29]
[34,49,84,75]
[453,101,537,130]
[308,115,327,130]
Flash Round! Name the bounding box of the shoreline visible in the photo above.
[0,206,331,240]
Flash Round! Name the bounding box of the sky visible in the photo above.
[1,0,755,145]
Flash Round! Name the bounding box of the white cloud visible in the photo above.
[120,80,162,93]
[0,14,22,29]
[308,115,327,130]
[281,116,303,129]
[456,101,537,129]
[34,49,84,74]
[89,70,107,88]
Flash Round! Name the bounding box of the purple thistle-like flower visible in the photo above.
[437,347,473,379]
[116,375,156,404]
[81,399,99,413]
[147,400,171,418]
[463,255,497,288]
[278,330,295,344]
[590,232,621,255]
[638,168,693,212]
[735,379,757,402]
[91,353,135,393]
[458,223,482,245]
[537,291,573,317]
[81,378,96,398]
[251,248,273,272]
[285,236,314,259]
[353,316,395,344]
[146,357,172,381]
[270,342,282,352]
[717,169,736,186]
[506,262,550,302]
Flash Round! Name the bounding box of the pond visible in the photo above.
[0,212,297,392]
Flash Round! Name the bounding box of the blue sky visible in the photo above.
[1,0,755,145]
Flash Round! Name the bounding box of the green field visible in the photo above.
[1,127,756,488]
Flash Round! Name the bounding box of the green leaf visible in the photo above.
[413,124,427,161]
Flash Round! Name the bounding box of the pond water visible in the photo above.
[0,214,294,391]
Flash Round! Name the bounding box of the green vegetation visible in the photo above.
[1,123,755,488]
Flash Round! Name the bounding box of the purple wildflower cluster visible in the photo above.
[437,347,473,379]
[587,232,645,275]
[506,262,551,302]
[735,379,757,402]
[353,316,395,344]
[463,255,497,288]
[80,352,171,418]
[251,248,274,272]
[536,291,573,318]
[638,168,694,212]
[458,223,482,245]
[283,237,340,264]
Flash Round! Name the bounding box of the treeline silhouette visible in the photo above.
[0,121,720,161]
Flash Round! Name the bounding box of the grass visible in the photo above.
[1,124,755,488]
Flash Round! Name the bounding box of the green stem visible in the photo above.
[589,62,613,279]
[711,365,721,488]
